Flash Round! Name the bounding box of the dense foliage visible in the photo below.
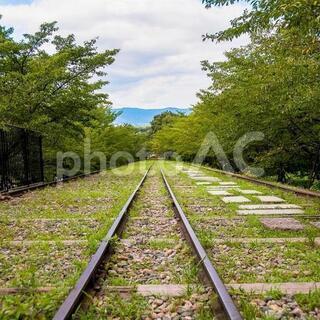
[0,19,147,179]
[151,0,320,188]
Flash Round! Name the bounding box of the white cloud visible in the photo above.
[0,0,249,108]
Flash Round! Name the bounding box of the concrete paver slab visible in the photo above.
[192,177,221,182]
[219,182,237,186]
[312,222,320,229]
[260,218,305,230]
[222,196,251,203]
[208,190,232,196]
[227,282,320,294]
[105,285,191,297]
[256,196,285,203]
[237,209,304,215]
[239,204,302,210]
[238,190,262,195]
[207,186,239,189]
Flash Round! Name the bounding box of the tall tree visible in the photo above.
[151,0,320,188]
[0,18,149,178]
[0,18,118,141]
[150,111,185,135]
[202,0,320,42]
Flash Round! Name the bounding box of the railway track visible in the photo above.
[53,166,242,320]
[1,161,319,318]
[165,162,320,320]
[195,165,320,199]
[2,161,319,201]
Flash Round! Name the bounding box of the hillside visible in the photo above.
[113,107,191,126]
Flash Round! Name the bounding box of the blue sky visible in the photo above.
[0,0,32,4]
[0,0,248,109]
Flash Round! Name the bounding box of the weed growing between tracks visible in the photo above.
[73,165,217,319]
[295,290,320,313]
[0,242,88,287]
[162,161,320,216]
[75,290,216,320]
[191,216,320,241]
[160,160,320,319]
[102,169,201,286]
[209,241,320,283]
[0,162,147,319]
[231,288,320,319]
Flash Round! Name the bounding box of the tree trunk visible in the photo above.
[277,166,287,183]
[308,146,320,188]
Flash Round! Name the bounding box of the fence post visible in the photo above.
[22,129,30,186]
[0,131,5,190]
[39,135,44,183]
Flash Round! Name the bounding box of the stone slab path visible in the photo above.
[2,218,97,222]
[105,284,191,297]
[260,218,305,230]
[180,166,319,319]
[227,282,320,294]
[184,167,308,218]
[192,176,221,182]
[0,287,54,295]
[312,222,320,229]
[222,196,251,203]
[255,196,285,203]
[207,186,239,189]
[3,240,87,246]
[239,204,302,209]
[174,186,197,188]
[211,238,320,245]
[219,182,237,186]
[238,190,262,195]
[189,175,205,178]
[237,209,305,215]
[208,190,232,196]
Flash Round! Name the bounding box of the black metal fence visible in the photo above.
[0,127,44,191]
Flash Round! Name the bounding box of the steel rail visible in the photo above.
[193,165,320,199]
[53,168,150,320]
[161,169,242,320]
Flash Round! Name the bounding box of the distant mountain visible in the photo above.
[113,107,191,127]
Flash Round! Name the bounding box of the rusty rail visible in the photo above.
[53,168,150,320]
[54,167,242,319]
[161,170,242,320]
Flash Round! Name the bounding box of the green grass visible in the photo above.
[159,160,320,286]
[189,215,320,240]
[147,238,177,250]
[295,289,320,312]
[75,289,217,320]
[75,292,150,320]
[0,162,148,318]
[208,241,320,283]
[0,290,67,320]
[3,159,318,318]
[231,288,320,319]
[161,160,320,216]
